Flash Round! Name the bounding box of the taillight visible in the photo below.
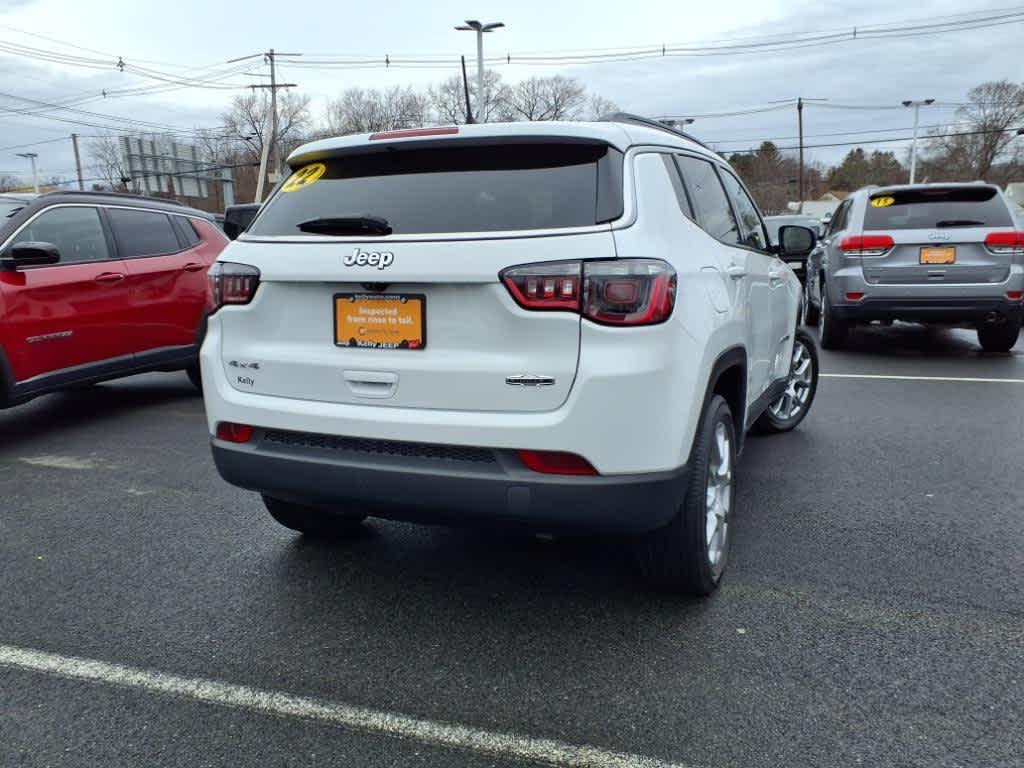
[500,259,676,326]
[369,126,459,140]
[207,262,260,313]
[984,231,1024,254]
[840,235,895,256]
[215,422,254,443]
[517,450,598,476]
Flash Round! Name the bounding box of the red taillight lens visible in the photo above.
[215,422,254,443]
[845,291,865,302]
[840,235,895,256]
[1007,290,1024,301]
[369,126,459,140]
[984,231,1024,253]
[207,262,260,314]
[517,450,598,476]
[500,259,676,326]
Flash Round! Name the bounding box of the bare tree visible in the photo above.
[587,94,620,120]
[430,70,510,124]
[88,133,130,190]
[922,80,1024,181]
[220,91,313,165]
[505,76,586,121]
[326,86,430,135]
[0,174,26,192]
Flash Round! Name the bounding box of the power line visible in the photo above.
[724,125,1024,155]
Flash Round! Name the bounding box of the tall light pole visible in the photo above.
[16,152,39,193]
[455,20,504,122]
[902,98,935,184]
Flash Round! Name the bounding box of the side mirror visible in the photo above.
[1,241,61,270]
[778,225,817,261]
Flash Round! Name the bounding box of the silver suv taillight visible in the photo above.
[501,259,676,326]
[984,231,1024,255]
[207,262,261,314]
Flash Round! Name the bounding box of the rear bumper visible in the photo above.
[831,297,1024,324]
[212,430,689,533]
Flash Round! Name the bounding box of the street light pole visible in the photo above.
[455,20,504,122]
[902,98,935,184]
[16,152,39,193]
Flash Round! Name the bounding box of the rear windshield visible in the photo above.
[248,142,623,236]
[863,187,1012,230]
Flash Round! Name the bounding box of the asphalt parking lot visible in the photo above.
[1,323,1022,768]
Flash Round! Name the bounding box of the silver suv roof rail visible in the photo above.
[599,112,714,151]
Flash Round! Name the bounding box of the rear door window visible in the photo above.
[718,169,769,250]
[863,187,1012,230]
[249,142,623,236]
[675,155,741,245]
[107,208,182,257]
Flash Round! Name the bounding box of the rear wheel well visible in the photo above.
[712,364,745,435]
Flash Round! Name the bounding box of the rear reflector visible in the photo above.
[517,450,598,476]
[845,291,865,302]
[1007,291,1024,301]
[215,422,254,443]
[840,235,894,256]
[369,126,459,140]
[984,231,1024,253]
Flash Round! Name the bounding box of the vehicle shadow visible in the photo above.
[811,322,1020,359]
[0,374,200,448]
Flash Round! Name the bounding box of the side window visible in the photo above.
[675,155,741,245]
[10,206,111,264]
[107,209,181,258]
[173,216,201,248]
[718,169,769,251]
[660,155,695,220]
[828,200,851,236]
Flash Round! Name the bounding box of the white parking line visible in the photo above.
[821,373,1024,384]
[0,643,695,768]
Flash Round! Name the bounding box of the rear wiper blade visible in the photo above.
[935,219,985,228]
[297,215,392,236]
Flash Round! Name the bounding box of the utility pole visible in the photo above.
[902,98,935,184]
[793,97,827,213]
[16,152,39,193]
[227,49,300,201]
[455,20,504,122]
[71,133,84,190]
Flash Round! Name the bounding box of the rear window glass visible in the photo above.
[108,209,181,257]
[864,187,1012,230]
[248,143,623,236]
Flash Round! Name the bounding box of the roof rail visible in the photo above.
[598,112,714,151]
[39,189,186,206]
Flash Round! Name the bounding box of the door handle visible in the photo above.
[94,272,125,284]
[769,269,785,285]
[182,262,205,272]
[725,264,747,280]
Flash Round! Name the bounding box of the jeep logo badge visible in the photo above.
[345,248,394,269]
[927,232,952,241]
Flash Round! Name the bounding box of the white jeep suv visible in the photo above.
[201,115,820,595]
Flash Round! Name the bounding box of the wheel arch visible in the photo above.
[700,346,747,455]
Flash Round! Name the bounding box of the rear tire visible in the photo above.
[977,317,1021,353]
[819,284,848,350]
[637,395,736,596]
[186,364,203,392]
[802,286,820,327]
[755,328,819,434]
[263,495,367,538]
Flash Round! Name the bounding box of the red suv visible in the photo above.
[0,191,227,408]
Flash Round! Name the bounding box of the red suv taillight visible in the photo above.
[215,422,254,443]
[984,231,1024,254]
[500,259,676,326]
[207,262,261,314]
[839,235,895,256]
[517,450,598,476]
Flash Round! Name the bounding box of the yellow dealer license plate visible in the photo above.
[334,293,426,350]
[920,246,956,265]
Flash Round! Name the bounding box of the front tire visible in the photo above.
[755,328,819,433]
[637,395,736,596]
[977,317,1021,353]
[263,495,367,538]
[819,284,848,350]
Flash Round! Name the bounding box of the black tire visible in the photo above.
[263,495,367,538]
[637,395,736,596]
[977,317,1021,353]
[754,328,819,434]
[186,364,203,392]
[802,285,820,327]
[818,284,848,350]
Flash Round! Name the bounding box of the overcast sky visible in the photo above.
[0,0,1020,188]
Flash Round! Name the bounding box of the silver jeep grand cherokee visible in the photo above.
[803,183,1023,352]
